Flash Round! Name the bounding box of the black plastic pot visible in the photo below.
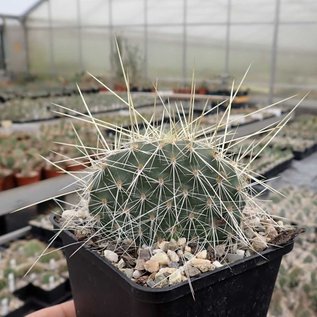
[14,280,71,305]
[0,206,38,234]
[293,143,317,160]
[6,299,44,317]
[30,224,63,248]
[52,216,294,317]
[31,280,71,304]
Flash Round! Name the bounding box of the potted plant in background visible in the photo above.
[196,81,209,95]
[48,68,303,317]
[111,36,141,92]
[14,149,42,187]
[0,142,16,190]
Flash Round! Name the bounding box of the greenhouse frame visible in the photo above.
[0,0,316,102]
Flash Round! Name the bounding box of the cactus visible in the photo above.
[89,136,247,247]
[52,52,300,254]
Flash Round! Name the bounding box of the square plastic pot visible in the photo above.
[51,216,293,317]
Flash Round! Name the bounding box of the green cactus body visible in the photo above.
[89,138,246,246]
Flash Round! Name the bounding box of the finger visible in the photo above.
[25,300,76,317]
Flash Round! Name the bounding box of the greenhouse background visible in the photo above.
[0,0,316,103]
[0,1,317,317]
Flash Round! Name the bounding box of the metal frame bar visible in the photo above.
[21,0,48,22]
[24,21,317,30]
[18,0,317,97]
[224,0,232,79]
[182,0,187,85]
[143,0,148,81]
[76,0,83,72]
[269,0,281,104]
[21,21,30,74]
[47,0,55,76]
[109,0,114,75]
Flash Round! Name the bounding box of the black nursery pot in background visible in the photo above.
[52,216,293,317]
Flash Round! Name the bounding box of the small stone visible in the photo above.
[245,250,251,258]
[252,234,268,252]
[132,270,143,279]
[61,209,76,219]
[206,246,215,261]
[135,259,145,271]
[136,275,148,285]
[213,261,223,268]
[117,258,125,269]
[154,274,169,288]
[184,251,194,260]
[257,225,266,232]
[196,250,207,259]
[227,252,244,263]
[123,268,133,279]
[158,241,169,252]
[190,258,215,273]
[250,216,261,226]
[177,237,186,247]
[121,254,136,268]
[266,225,278,240]
[147,278,156,288]
[138,249,151,261]
[103,250,119,263]
[168,262,180,269]
[185,264,200,277]
[151,252,170,265]
[184,246,191,252]
[168,239,178,251]
[157,267,177,276]
[152,249,164,255]
[144,260,160,273]
[236,249,245,257]
[77,208,90,219]
[215,244,226,257]
[277,220,284,227]
[177,250,184,257]
[167,250,180,262]
[244,228,256,239]
[168,270,183,285]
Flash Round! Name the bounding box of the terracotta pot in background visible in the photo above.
[114,84,127,92]
[196,87,208,95]
[173,88,191,94]
[3,172,16,190]
[0,177,4,191]
[15,171,41,187]
[66,163,87,172]
[43,167,63,179]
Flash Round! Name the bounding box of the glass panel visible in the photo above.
[229,25,273,94]
[148,0,184,25]
[26,1,49,28]
[186,26,227,80]
[81,28,111,75]
[147,27,183,82]
[51,0,77,26]
[80,0,109,26]
[52,28,80,74]
[187,0,227,24]
[275,24,317,99]
[231,0,275,23]
[280,0,317,22]
[108,27,145,85]
[112,0,144,26]
[28,29,51,74]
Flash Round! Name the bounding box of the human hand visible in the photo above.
[26,300,75,317]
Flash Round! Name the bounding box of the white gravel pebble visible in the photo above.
[103,250,119,263]
[167,250,179,263]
